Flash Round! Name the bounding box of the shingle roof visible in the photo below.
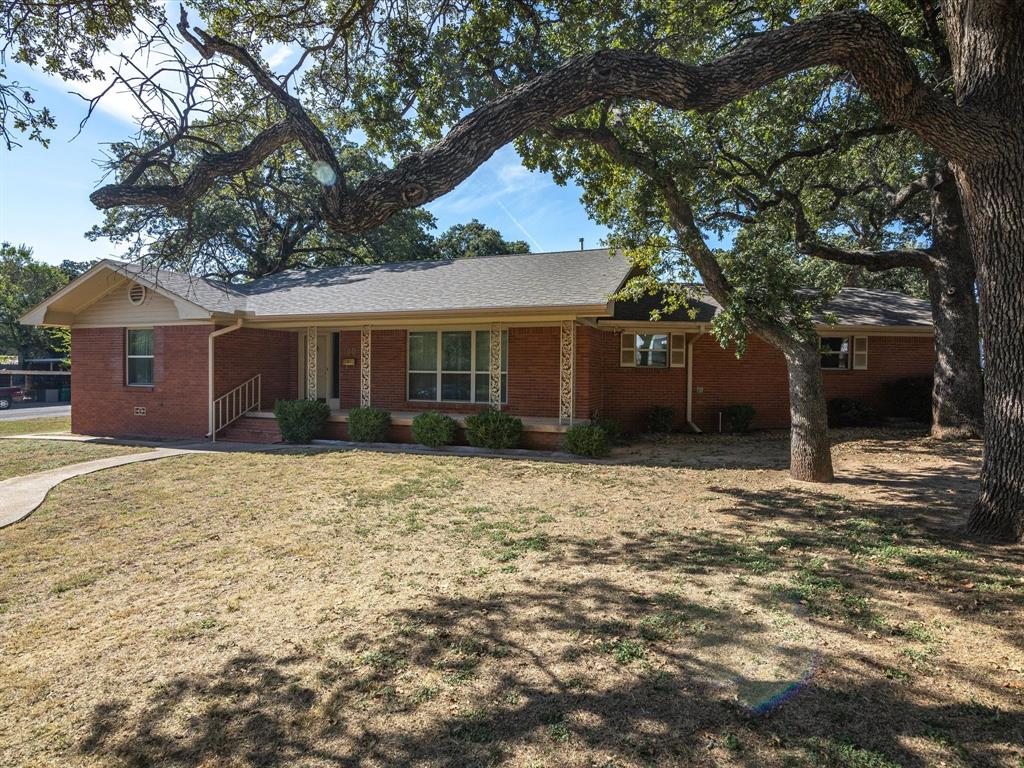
[232,248,630,316]
[612,286,932,327]
[112,253,931,327]
[114,261,248,314]
[818,288,933,326]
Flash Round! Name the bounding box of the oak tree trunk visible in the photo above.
[782,339,835,483]
[947,0,1024,542]
[927,172,984,438]
[957,154,1024,542]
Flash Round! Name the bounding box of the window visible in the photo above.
[820,336,850,369]
[126,328,154,385]
[621,332,681,368]
[408,330,508,403]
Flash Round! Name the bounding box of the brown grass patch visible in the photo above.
[0,431,1020,767]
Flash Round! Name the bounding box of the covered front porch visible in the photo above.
[210,321,586,447]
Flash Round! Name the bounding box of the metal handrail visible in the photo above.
[211,374,261,441]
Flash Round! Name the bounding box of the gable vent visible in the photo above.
[128,283,147,306]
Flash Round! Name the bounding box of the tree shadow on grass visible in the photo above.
[79,576,1022,768]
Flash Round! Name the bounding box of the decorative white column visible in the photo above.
[360,326,372,407]
[559,320,575,425]
[489,323,502,410]
[305,327,317,400]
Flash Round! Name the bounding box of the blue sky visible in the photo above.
[0,64,609,268]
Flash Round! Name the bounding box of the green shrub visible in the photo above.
[563,424,610,457]
[411,411,457,448]
[721,404,756,433]
[592,416,626,446]
[348,407,391,442]
[883,376,933,423]
[647,405,675,433]
[464,409,522,449]
[273,399,330,443]
[827,398,879,428]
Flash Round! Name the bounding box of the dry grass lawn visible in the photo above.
[0,429,1021,768]
[0,439,148,481]
[0,415,72,437]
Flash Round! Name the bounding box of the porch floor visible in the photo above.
[248,409,586,433]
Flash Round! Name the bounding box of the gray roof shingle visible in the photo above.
[113,253,931,327]
[234,248,629,316]
[612,286,932,327]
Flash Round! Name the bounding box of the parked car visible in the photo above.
[0,386,24,409]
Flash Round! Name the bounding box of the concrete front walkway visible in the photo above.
[0,448,194,529]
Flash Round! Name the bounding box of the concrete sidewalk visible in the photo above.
[0,448,193,529]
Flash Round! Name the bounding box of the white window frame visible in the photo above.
[621,331,681,368]
[819,336,851,370]
[407,329,508,404]
[126,327,155,386]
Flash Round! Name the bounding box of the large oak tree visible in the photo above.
[22,0,1021,540]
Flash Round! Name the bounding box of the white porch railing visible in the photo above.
[211,374,261,441]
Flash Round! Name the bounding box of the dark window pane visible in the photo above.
[442,332,472,371]
[475,330,490,372]
[409,332,437,371]
[408,372,437,400]
[474,373,489,403]
[441,373,471,401]
[127,329,153,356]
[127,357,153,385]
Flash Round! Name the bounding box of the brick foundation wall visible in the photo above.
[214,327,297,408]
[71,325,212,438]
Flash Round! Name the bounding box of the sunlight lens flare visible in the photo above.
[311,161,337,186]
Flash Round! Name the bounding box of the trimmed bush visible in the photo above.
[827,398,879,428]
[883,376,933,423]
[720,404,756,433]
[592,416,626,446]
[647,405,675,434]
[464,408,522,449]
[411,411,457,448]
[348,406,391,442]
[273,399,330,444]
[563,424,610,458]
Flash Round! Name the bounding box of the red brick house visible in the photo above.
[21,249,936,448]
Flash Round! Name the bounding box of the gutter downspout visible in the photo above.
[208,319,243,442]
[686,325,706,433]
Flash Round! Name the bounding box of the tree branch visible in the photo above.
[91,9,1001,233]
[786,190,933,271]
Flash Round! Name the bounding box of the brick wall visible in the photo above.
[338,327,564,418]
[214,327,297,408]
[689,333,936,432]
[71,322,935,441]
[71,325,212,438]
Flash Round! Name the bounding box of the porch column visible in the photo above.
[489,323,502,410]
[559,320,575,425]
[305,327,317,400]
[360,325,371,407]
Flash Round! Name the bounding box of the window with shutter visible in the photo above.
[670,333,686,367]
[620,333,636,366]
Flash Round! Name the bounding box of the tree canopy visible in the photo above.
[0,243,69,361]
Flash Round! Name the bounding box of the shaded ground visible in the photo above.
[0,439,148,481]
[0,430,1020,767]
[0,415,72,437]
